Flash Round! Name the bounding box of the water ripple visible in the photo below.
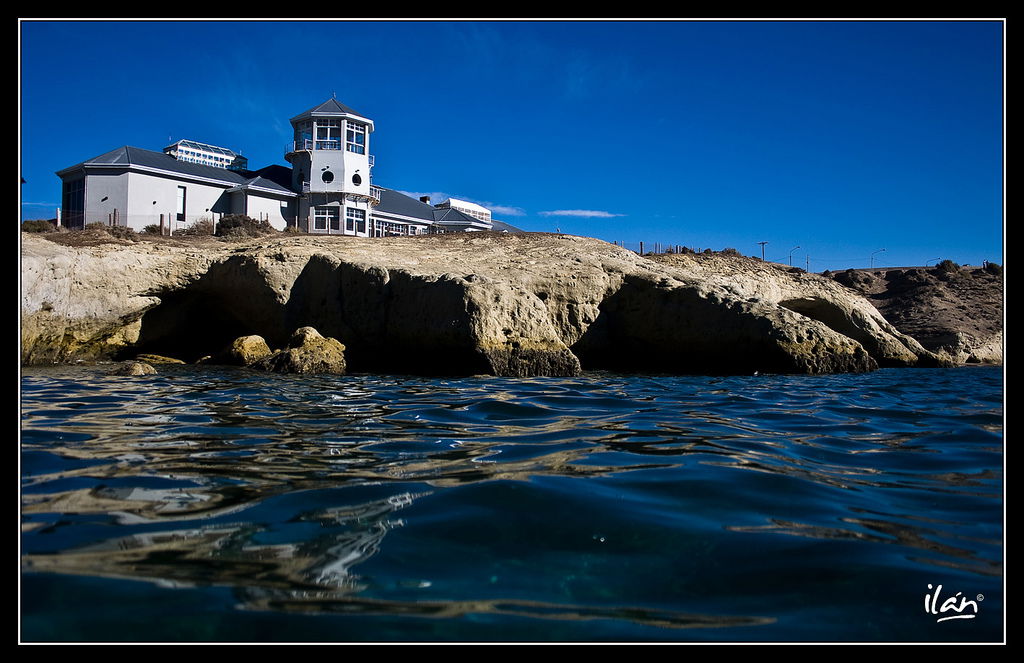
[20,365,1003,642]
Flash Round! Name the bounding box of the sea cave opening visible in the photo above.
[126,289,258,363]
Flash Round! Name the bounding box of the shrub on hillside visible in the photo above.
[21,219,56,232]
[84,222,136,241]
[935,259,960,273]
[174,217,215,236]
[106,225,138,241]
[215,214,275,238]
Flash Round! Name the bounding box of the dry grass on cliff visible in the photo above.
[25,228,547,250]
[29,228,136,248]
[27,228,246,249]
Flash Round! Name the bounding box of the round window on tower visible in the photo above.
[352,173,362,186]
[322,170,334,184]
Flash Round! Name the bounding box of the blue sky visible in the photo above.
[19,20,1003,271]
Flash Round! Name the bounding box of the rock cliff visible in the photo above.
[21,232,950,376]
[824,265,1003,365]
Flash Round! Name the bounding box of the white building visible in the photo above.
[55,97,519,236]
[434,198,492,223]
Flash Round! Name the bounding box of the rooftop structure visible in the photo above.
[163,139,248,171]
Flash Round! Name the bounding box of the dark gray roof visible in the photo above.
[431,206,491,229]
[371,189,500,229]
[290,97,368,123]
[56,146,295,196]
[372,187,436,222]
[488,218,523,233]
[245,164,294,191]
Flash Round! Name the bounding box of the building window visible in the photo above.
[294,121,313,150]
[61,177,85,229]
[371,219,409,237]
[345,207,366,234]
[313,206,339,231]
[316,119,341,150]
[346,122,366,154]
[176,186,186,222]
[322,170,334,184]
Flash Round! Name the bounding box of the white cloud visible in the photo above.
[538,209,626,218]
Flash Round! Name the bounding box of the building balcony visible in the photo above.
[286,141,375,165]
[299,184,382,204]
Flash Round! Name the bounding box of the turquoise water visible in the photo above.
[20,365,1004,642]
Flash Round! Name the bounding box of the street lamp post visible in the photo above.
[789,245,800,266]
[870,248,886,269]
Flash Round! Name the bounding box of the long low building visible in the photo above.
[55,97,519,237]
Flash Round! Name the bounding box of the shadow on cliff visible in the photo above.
[571,276,873,375]
[283,256,491,374]
[129,254,493,375]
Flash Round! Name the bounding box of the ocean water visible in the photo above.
[20,365,1003,643]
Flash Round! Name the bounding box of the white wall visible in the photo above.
[245,193,293,231]
[78,169,300,234]
[125,172,231,233]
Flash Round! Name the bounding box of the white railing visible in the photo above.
[299,183,380,202]
[288,139,339,152]
[287,140,376,161]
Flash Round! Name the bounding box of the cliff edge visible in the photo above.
[21,232,950,376]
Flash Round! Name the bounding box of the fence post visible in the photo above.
[160,214,165,236]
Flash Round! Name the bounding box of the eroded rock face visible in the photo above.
[21,233,951,376]
[824,266,1003,365]
[21,236,214,365]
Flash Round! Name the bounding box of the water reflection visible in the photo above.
[24,492,420,594]
[23,487,776,631]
